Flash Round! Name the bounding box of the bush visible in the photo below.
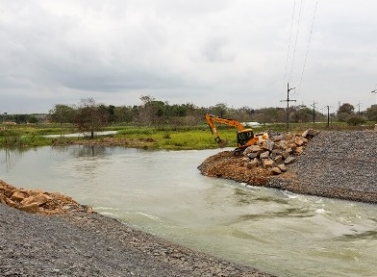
[347,117,366,126]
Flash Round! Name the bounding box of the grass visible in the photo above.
[0,121,375,150]
[114,126,236,150]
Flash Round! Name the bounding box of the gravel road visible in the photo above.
[0,203,277,277]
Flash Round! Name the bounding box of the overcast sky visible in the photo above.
[1,1,377,114]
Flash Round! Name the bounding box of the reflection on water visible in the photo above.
[51,145,108,158]
[1,146,377,277]
[70,145,107,158]
[1,148,31,172]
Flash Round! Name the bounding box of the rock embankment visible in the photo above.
[271,130,377,203]
[0,180,92,214]
[198,129,318,185]
[199,130,377,204]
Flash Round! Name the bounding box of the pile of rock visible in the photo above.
[0,180,92,214]
[240,129,319,175]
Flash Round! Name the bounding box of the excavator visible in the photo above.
[204,113,269,155]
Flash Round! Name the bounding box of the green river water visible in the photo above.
[1,146,376,277]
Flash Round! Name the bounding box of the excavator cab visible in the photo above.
[237,129,254,147]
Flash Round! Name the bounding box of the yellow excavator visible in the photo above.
[204,113,269,155]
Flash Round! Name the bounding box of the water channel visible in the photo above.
[1,146,376,277]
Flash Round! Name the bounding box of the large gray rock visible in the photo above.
[261,140,275,151]
[260,151,270,159]
[262,159,274,169]
[284,156,296,165]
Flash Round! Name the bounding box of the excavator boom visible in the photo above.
[204,113,268,154]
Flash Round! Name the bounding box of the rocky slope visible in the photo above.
[0,180,92,214]
[198,130,377,204]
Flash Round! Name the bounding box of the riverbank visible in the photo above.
[198,130,377,204]
[271,130,377,203]
[0,180,277,277]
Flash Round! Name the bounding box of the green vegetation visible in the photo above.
[1,96,377,150]
[114,125,238,150]
[1,121,375,150]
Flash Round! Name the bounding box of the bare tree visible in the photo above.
[73,98,108,139]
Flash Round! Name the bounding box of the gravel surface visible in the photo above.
[268,130,377,203]
[0,203,277,277]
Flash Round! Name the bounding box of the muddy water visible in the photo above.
[1,146,376,277]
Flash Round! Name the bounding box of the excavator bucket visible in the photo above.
[219,139,228,148]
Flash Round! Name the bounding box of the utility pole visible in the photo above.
[310,101,318,124]
[326,106,331,128]
[372,89,377,105]
[281,83,296,129]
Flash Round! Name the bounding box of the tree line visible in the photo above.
[2,96,377,128]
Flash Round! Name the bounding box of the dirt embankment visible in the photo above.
[198,130,377,204]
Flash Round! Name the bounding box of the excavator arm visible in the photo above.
[204,113,245,132]
[204,113,268,153]
[204,113,250,147]
[204,113,230,147]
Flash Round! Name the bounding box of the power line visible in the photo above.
[288,0,304,84]
[283,0,296,92]
[298,0,318,93]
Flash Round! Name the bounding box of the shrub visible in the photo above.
[347,116,366,126]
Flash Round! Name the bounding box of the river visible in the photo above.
[1,146,376,277]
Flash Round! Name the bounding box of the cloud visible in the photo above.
[1,0,377,113]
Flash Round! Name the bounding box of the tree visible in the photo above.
[254,107,285,123]
[49,104,75,124]
[337,103,355,122]
[14,114,27,124]
[114,105,133,123]
[28,115,39,123]
[138,95,156,125]
[291,106,312,123]
[106,105,116,123]
[347,116,366,126]
[366,104,377,121]
[73,98,108,139]
[212,103,228,117]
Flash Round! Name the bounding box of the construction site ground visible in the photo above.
[198,130,377,204]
